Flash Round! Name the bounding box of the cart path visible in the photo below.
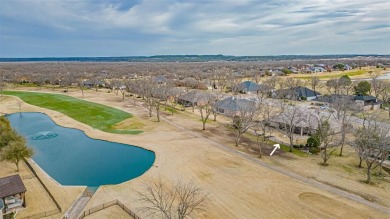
[65,195,90,219]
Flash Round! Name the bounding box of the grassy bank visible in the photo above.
[3,91,143,134]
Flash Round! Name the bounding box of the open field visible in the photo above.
[2,90,142,134]
[1,88,390,218]
[289,67,386,80]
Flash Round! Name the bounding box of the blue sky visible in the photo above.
[1,0,389,57]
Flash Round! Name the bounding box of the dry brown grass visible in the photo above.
[2,88,390,218]
[84,205,132,219]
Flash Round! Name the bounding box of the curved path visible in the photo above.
[139,103,390,215]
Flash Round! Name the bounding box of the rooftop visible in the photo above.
[0,175,26,198]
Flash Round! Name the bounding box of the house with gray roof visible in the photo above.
[354,95,381,110]
[235,81,273,94]
[315,94,381,110]
[215,97,257,116]
[274,86,321,101]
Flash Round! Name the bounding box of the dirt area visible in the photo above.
[84,205,132,219]
[0,161,57,218]
[353,110,390,123]
[265,145,390,207]
[0,159,84,219]
[1,88,389,218]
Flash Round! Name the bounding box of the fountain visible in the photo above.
[31,131,58,140]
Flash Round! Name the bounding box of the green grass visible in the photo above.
[4,91,143,134]
[164,105,179,114]
[280,144,308,157]
[269,141,308,157]
[297,70,367,80]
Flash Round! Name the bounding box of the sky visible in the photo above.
[0,0,389,57]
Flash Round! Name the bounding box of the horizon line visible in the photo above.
[1,54,390,59]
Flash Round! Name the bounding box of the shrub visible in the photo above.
[307,136,320,147]
[309,147,320,154]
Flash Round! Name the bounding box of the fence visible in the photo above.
[21,209,60,219]
[23,159,62,212]
[79,199,140,219]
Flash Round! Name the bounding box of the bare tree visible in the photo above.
[350,116,390,183]
[226,72,242,95]
[47,73,58,91]
[167,87,184,115]
[254,101,277,157]
[231,99,258,146]
[263,76,278,89]
[216,69,228,93]
[197,92,217,130]
[210,94,223,121]
[152,85,170,122]
[338,76,354,95]
[325,78,340,95]
[314,114,338,165]
[77,73,87,97]
[325,76,353,95]
[124,79,141,105]
[373,80,390,119]
[119,83,127,100]
[137,177,208,219]
[62,72,74,92]
[330,95,355,156]
[90,75,103,92]
[276,105,306,152]
[17,100,23,117]
[110,79,122,95]
[310,76,320,94]
[143,80,155,118]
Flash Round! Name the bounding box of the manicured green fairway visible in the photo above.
[3,91,143,134]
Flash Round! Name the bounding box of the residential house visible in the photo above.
[268,110,340,136]
[274,86,321,101]
[83,80,105,88]
[354,95,381,110]
[313,94,381,111]
[235,81,273,94]
[177,90,201,107]
[287,67,299,74]
[215,96,257,116]
[0,175,27,218]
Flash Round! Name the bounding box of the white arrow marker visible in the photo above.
[270,144,280,156]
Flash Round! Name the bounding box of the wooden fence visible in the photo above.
[21,209,60,219]
[23,159,62,212]
[78,199,140,219]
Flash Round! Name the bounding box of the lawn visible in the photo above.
[3,91,143,134]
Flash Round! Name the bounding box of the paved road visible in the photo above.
[136,102,390,215]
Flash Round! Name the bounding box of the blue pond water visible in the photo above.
[6,112,155,189]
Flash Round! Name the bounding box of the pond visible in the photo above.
[6,112,155,190]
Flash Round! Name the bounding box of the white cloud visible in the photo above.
[0,0,389,57]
